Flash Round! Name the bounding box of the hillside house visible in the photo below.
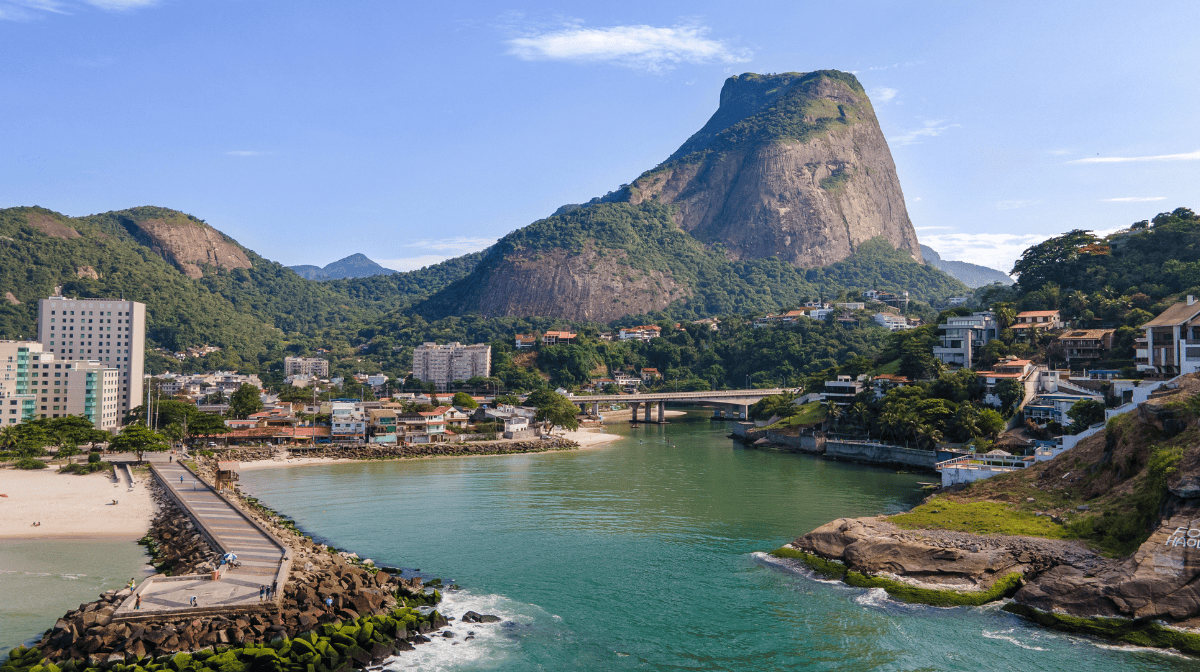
[1141,297,1200,375]
[542,330,577,345]
[871,374,911,399]
[1011,310,1063,333]
[618,326,661,342]
[514,334,537,349]
[934,312,998,367]
[1057,329,1116,366]
[640,368,662,383]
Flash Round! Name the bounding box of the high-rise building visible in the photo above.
[0,340,121,429]
[284,356,330,377]
[411,342,491,390]
[0,341,41,425]
[37,295,145,418]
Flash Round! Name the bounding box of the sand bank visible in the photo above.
[0,468,156,540]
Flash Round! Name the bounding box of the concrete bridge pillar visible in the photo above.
[631,402,640,423]
[741,404,749,420]
[592,402,599,417]
[658,402,665,423]
[644,402,653,423]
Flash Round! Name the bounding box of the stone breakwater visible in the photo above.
[212,437,578,463]
[9,464,495,670]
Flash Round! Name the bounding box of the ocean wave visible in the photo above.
[382,590,540,672]
[1088,641,1189,658]
[750,551,843,586]
[981,628,1046,651]
[853,587,891,609]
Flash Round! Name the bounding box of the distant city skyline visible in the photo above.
[2,1,1197,275]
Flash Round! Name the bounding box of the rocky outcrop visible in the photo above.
[431,245,688,322]
[116,209,252,279]
[794,516,1104,592]
[25,211,82,239]
[623,71,921,268]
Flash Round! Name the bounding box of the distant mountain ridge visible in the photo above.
[919,245,1014,288]
[290,253,396,280]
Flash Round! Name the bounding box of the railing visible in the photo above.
[575,388,791,402]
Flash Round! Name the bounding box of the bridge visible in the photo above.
[571,388,791,423]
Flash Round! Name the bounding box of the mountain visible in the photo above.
[622,71,922,267]
[919,245,1014,288]
[0,206,477,370]
[421,70,942,321]
[289,253,396,281]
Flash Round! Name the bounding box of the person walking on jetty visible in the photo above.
[270,579,277,599]
[135,594,141,610]
[259,585,265,601]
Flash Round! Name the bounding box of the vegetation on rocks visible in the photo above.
[768,547,1023,607]
[1002,603,1200,656]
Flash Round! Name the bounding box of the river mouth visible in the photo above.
[223,410,1189,670]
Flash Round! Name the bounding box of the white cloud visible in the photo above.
[915,225,952,231]
[1066,150,1200,164]
[890,119,959,146]
[995,200,1040,210]
[1103,196,1167,202]
[85,0,155,8]
[920,232,1047,275]
[506,23,751,73]
[226,150,271,157]
[869,86,897,103]
[377,236,496,272]
[2,0,153,19]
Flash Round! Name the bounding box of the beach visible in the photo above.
[0,468,156,540]
[236,428,625,472]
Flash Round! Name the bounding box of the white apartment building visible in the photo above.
[0,341,41,425]
[284,356,330,377]
[874,313,911,331]
[412,342,491,390]
[37,295,144,418]
[0,340,120,429]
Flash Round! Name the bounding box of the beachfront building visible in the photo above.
[284,356,330,378]
[412,342,492,390]
[37,294,145,419]
[0,340,41,425]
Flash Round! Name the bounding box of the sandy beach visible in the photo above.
[0,468,156,540]
[236,428,625,472]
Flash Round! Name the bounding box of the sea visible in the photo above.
[3,409,1192,670]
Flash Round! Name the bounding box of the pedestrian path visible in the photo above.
[114,462,288,617]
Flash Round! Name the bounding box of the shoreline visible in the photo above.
[235,428,624,471]
[0,468,156,540]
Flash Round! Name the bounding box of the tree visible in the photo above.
[533,394,581,431]
[229,383,263,419]
[1067,399,1106,432]
[109,424,169,462]
[995,379,1025,415]
[1011,229,1099,289]
[494,394,521,406]
[978,408,1006,437]
[451,391,479,409]
[187,413,229,440]
[899,339,939,381]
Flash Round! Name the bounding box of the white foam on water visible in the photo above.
[751,551,843,586]
[1088,641,1189,659]
[982,628,1047,651]
[853,587,891,609]
[382,589,546,672]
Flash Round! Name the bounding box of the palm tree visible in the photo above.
[0,425,17,452]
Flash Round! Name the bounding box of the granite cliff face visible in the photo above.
[422,70,930,321]
[623,71,921,268]
[111,207,252,279]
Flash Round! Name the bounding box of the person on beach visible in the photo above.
[189,596,197,607]
[127,578,136,589]
[325,596,333,613]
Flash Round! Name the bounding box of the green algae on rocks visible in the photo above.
[769,547,1023,607]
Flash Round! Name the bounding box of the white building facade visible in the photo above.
[36,295,144,418]
[412,342,491,390]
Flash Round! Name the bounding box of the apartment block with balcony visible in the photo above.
[1057,329,1116,366]
[412,342,492,390]
[284,356,330,378]
[1141,296,1200,375]
[933,312,998,368]
[0,341,40,425]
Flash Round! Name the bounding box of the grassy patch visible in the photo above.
[769,546,1021,606]
[870,358,901,376]
[890,499,1073,539]
[1003,602,1200,656]
[763,402,828,430]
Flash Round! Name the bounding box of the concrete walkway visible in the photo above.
[115,462,287,618]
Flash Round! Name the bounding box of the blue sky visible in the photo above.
[2,1,1198,274]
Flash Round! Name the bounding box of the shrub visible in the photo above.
[87,452,101,464]
[14,457,47,470]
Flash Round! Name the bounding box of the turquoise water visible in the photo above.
[236,411,1187,671]
[0,539,153,653]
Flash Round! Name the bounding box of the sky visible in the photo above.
[2,1,1198,275]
